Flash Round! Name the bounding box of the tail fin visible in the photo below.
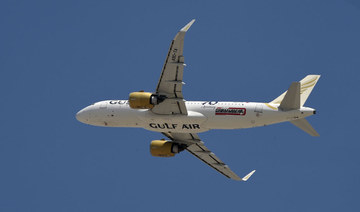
[290,118,320,136]
[270,75,320,136]
[270,75,321,107]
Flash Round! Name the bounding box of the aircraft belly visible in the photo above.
[204,115,253,129]
[139,110,209,133]
[93,101,305,130]
[200,104,255,129]
[99,105,144,128]
[247,108,299,127]
[199,103,294,129]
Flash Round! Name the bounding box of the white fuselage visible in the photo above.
[76,100,316,133]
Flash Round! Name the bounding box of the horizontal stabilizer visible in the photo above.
[279,82,300,111]
[290,118,319,137]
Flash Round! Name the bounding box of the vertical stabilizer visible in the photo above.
[298,75,321,106]
[270,75,321,107]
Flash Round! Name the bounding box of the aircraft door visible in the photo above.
[255,104,263,113]
[99,102,107,109]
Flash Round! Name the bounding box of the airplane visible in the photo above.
[76,19,320,181]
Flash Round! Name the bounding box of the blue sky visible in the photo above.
[1,0,360,211]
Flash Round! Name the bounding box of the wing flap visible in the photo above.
[186,142,242,180]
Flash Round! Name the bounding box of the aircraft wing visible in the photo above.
[162,132,256,181]
[152,20,195,115]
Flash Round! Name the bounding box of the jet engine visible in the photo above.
[128,91,165,109]
[150,140,184,157]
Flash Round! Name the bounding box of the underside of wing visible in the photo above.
[162,132,256,181]
[152,20,195,115]
[186,141,243,180]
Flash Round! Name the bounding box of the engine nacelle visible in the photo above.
[128,92,165,109]
[150,140,181,157]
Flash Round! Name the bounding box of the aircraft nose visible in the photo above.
[76,108,89,123]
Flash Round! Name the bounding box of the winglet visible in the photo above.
[180,19,195,32]
[242,170,256,181]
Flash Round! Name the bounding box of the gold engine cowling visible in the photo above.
[129,92,154,109]
[150,140,180,157]
[129,91,166,109]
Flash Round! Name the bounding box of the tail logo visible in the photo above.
[300,76,318,94]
